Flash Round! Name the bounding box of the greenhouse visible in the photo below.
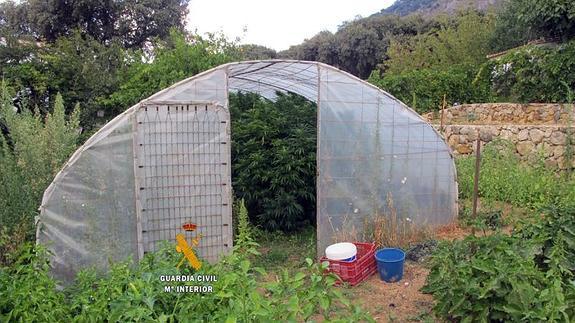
[36,60,458,282]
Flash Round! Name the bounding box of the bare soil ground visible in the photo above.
[348,262,434,322]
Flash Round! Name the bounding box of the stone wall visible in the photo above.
[423,103,571,125]
[423,103,575,170]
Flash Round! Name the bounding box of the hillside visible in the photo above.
[376,0,503,16]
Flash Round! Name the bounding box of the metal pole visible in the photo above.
[471,131,481,235]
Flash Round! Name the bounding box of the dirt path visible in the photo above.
[348,262,434,322]
[346,223,474,322]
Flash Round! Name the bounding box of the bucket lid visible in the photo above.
[325,242,357,260]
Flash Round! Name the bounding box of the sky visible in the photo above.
[187,0,396,51]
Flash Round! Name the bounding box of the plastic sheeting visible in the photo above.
[37,60,457,282]
[316,67,457,255]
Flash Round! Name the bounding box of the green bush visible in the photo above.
[456,139,575,210]
[101,31,238,119]
[423,207,575,321]
[368,64,492,113]
[230,92,316,231]
[486,41,575,103]
[0,85,80,235]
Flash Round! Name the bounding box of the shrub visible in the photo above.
[368,64,492,113]
[0,84,80,236]
[423,207,575,321]
[486,40,575,103]
[230,92,316,231]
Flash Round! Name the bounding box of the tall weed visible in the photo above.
[0,84,79,236]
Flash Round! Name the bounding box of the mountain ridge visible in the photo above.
[375,0,503,16]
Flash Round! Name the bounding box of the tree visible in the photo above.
[238,44,277,60]
[280,14,436,79]
[1,31,126,126]
[512,0,575,41]
[384,11,495,74]
[1,0,190,48]
[116,0,189,48]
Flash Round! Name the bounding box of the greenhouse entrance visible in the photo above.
[37,60,458,283]
[134,103,232,261]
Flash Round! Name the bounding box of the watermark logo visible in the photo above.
[175,223,202,270]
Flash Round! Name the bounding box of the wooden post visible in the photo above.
[440,94,446,133]
[471,131,481,235]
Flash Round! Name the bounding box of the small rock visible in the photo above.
[516,141,535,156]
[518,129,529,141]
[456,144,473,154]
[554,146,565,157]
[480,129,493,142]
[529,129,545,144]
[550,131,566,145]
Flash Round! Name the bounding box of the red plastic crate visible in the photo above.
[320,242,377,286]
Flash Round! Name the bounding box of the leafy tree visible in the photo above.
[101,31,239,118]
[230,92,316,231]
[238,44,277,60]
[384,10,495,74]
[116,0,190,49]
[511,0,575,41]
[1,31,126,125]
[0,0,189,48]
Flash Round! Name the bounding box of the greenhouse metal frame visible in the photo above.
[37,60,458,282]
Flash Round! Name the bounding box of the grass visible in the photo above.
[253,225,316,272]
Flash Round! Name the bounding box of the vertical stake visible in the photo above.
[471,130,481,236]
[440,94,446,134]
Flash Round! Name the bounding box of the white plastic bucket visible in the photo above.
[325,242,357,262]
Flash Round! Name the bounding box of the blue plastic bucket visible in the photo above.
[375,248,405,282]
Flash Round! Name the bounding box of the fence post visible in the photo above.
[471,131,481,235]
[440,94,446,134]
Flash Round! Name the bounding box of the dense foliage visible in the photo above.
[384,11,495,74]
[0,0,189,48]
[280,14,437,78]
[230,92,316,231]
[0,85,80,237]
[457,140,575,210]
[423,206,575,321]
[369,64,492,112]
[485,40,575,103]
[0,204,372,322]
[510,0,575,41]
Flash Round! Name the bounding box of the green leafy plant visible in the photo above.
[423,206,575,322]
[230,92,316,231]
[1,199,372,322]
[0,84,80,241]
[369,64,492,113]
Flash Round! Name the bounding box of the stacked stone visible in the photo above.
[424,103,575,170]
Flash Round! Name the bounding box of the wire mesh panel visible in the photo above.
[134,103,232,263]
